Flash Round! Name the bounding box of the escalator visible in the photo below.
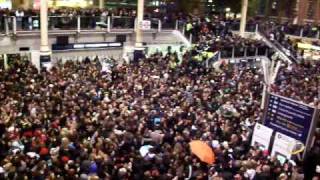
[257,24,298,63]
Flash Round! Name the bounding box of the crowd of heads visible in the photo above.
[185,17,270,61]
[0,7,184,30]
[272,60,320,107]
[0,7,319,179]
[258,20,320,63]
[0,44,319,180]
[0,7,186,21]
[0,8,135,17]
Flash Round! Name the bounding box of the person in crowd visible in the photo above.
[15,8,24,30]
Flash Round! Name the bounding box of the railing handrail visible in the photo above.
[1,17,319,42]
[5,15,138,18]
[203,50,268,69]
[256,30,294,63]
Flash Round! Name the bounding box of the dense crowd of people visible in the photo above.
[184,17,270,61]
[0,46,319,179]
[0,7,182,30]
[0,5,319,180]
[0,8,136,18]
[272,60,320,107]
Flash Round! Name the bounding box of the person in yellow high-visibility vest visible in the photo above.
[186,22,193,39]
[207,52,214,59]
[193,54,203,63]
[169,60,177,69]
[186,22,193,32]
[201,51,208,62]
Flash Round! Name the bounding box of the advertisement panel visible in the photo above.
[271,132,296,163]
[139,20,151,30]
[251,123,273,150]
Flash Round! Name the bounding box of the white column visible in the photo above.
[77,15,81,33]
[293,0,300,24]
[175,20,178,30]
[4,16,9,35]
[135,0,144,47]
[107,16,111,32]
[99,0,104,9]
[12,16,16,35]
[40,0,50,56]
[158,19,162,32]
[239,0,248,37]
[261,84,267,109]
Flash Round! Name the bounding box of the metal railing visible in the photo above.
[2,16,320,41]
[229,22,258,33]
[282,25,320,39]
[200,46,270,69]
[219,46,269,59]
[0,15,174,35]
[110,16,135,29]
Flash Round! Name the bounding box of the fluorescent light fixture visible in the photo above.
[74,44,85,49]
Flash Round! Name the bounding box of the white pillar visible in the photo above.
[299,28,304,37]
[293,0,300,24]
[99,0,104,9]
[239,0,248,37]
[40,0,51,58]
[77,15,81,33]
[175,20,178,30]
[107,16,111,32]
[4,16,9,35]
[158,19,162,32]
[261,84,267,109]
[135,0,144,47]
[12,16,16,35]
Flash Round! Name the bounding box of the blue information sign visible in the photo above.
[264,93,316,144]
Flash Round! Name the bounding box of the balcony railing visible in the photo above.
[201,46,270,69]
[0,15,178,35]
[1,16,319,42]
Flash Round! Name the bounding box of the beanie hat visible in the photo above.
[39,147,49,156]
[61,156,70,164]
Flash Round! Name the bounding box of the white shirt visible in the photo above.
[15,11,24,17]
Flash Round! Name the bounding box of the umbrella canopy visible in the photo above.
[189,140,215,164]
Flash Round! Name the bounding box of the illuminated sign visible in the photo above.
[264,93,317,144]
[34,0,93,9]
[0,0,12,9]
[49,0,93,8]
[52,42,123,51]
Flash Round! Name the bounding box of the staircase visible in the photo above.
[256,25,296,64]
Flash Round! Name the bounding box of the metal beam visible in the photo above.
[240,0,248,37]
